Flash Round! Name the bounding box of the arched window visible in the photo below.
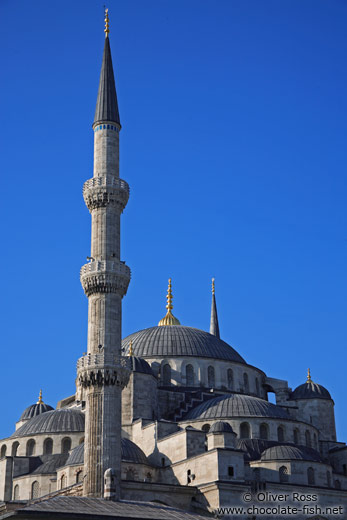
[293,429,299,445]
[305,430,311,448]
[326,471,331,488]
[13,485,20,500]
[208,366,215,388]
[79,437,84,445]
[227,369,233,390]
[0,445,6,458]
[31,481,39,499]
[162,364,171,386]
[313,433,317,448]
[11,442,19,457]
[202,424,210,433]
[243,373,249,392]
[277,426,285,443]
[240,422,250,439]
[259,423,269,440]
[186,364,194,386]
[76,470,83,484]
[43,438,53,455]
[61,437,71,454]
[26,439,36,457]
[279,466,289,483]
[146,472,152,482]
[60,474,67,489]
[126,468,135,480]
[335,479,341,490]
[307,467,315,485]
[255,378,260,395]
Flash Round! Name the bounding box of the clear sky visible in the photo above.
[1,0,346,440]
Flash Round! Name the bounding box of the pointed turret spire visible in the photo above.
[210,278,220,338]
[94,8,120,127]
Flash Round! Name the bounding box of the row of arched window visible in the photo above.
[162,364,261,395]
[253,467,341,489]
[0,437,77,458]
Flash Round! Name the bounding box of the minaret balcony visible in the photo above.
[77,353,130,388]
[80,260,131,297]
[83,176,129,211]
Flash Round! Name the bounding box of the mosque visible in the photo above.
[0,10,346,520]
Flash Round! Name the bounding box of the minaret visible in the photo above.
[210,278,220,338]
[77,9,130,499]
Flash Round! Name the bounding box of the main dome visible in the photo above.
[122,326,246,364]
[12,409,85,438]
[184,393,290,420]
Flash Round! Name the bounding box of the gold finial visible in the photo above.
[37,389,43,405]
[104,8,110,38]
[212,278,215,295]
[128,341,133,357]
[158,278,181,326]
[307,368,312,383]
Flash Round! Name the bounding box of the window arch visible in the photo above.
[26,439,36,457]
[0,445,6,458]
[279,466,289,483]
[186,364,194,386]
[76,470,83,484]
[227,369,233,390]
[43,438,53,455]
[326,471,331,488]
[259,423,269,440]
[293,428,300,445]
[313,433,317,448]
[243,373,249,392]
[31,481,39,499]
[13,484,19,500]
[335,479,341,490]
[202,424,210,433]
[60,474,67,489]
[240,422,250,439]
[61,437,71,454]
[208,366,215,388]
[255,378,260,395]
[11,442,19,457]
[277,426,285,443]
[305,430,311,448]
[146,472,152,482]
[162,364,171,386]
[307,467,315,485]
[126,468,135,481]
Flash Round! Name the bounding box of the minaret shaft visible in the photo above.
[78,30,130,500]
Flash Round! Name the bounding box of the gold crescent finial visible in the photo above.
[158,278,181,326]
[37,389,43,404]
[307,368,312,383]
[128,341,133,357]
[212,278,215,295]
[104,8,110,38]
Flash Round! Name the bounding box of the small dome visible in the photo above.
[66,439,151,467]
[129,356,154,376]
[290,381,331,401]
[184,393,290,420]
[209,421,234,434]
[261,445,323,463]
[123,326,246,364]
[20,402,54,421]
[31,454,69,475]
[12,409,85,438]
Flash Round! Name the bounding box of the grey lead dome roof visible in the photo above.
[210,421,235,434]
[12,409,85,438]
[20,403,54,421]
[261,445,323,463]
[290,381,332,401]
[66,440,150,467]
[123,326,246,364]
[184,393,290,420]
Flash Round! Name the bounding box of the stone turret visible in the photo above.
[77,10,130,499]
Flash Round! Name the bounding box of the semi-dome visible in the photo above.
[123,326,246,364]
[209,421,235,434]
[184,393,290,421]
[31,454,69,475]
[66,439,150,467]
[12,409,85,438]
[129,356,154,376]
[261,445,323,463]
[290,381,331,401]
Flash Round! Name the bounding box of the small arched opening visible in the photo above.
[26,439,36,457]
[259,423,269,440]
[240,422,250,439]
[208,366,215,388]
[186,364,194,386]
[307,467,315,486]
[162,364,171,386]
[61,437,71,454]
[43,438,53,455]
[279,466,289,483]
[277,426,285,443]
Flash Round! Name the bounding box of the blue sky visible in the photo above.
[0,0,346,440]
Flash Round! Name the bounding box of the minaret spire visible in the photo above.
[158,279,181,326]
[78,15,130,500]
[94,8,120,127]
[210,278,220,338]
